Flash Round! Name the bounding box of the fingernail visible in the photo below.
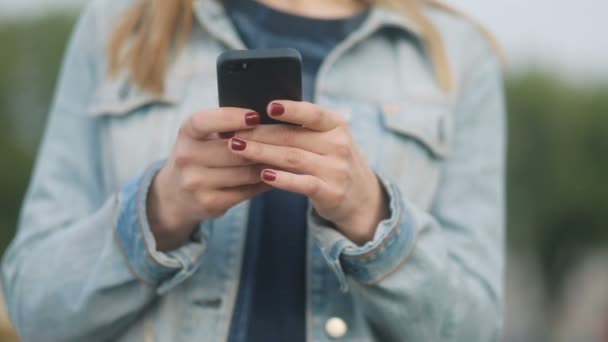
[230,138,247,151]
[269,103,284,116]
[245,112,261,126]
[219,131,235,139]
[262,169,276,181]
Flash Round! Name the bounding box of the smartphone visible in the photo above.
[217,48,303,124]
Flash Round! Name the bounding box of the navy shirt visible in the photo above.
[225,1,368,341]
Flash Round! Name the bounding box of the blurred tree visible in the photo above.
[0,14,76,253]
[0,14,76,151]
[506,71,608,297]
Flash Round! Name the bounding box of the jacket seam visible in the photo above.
[363,231,420,286]
[344,208,404,260]
[111,194,156,288]
[135,172,171,269]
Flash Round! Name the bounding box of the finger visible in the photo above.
[266,100,345,131]
[176,139,258,168]
[218,131,236,139]
[182,108,261,140]
[228,137,322,175]
[259,168,330,199]
[200,183,272,213]
[234,125,329,154]
[184,165,265,189]
[220,182,273,207]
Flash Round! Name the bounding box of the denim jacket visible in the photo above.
[1,0,506,341]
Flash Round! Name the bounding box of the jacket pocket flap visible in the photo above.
[381,101,451,158]
[88,73,185,117]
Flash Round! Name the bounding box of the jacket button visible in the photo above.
[325,317,347,339]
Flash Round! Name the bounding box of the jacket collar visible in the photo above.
[192,0,423,50]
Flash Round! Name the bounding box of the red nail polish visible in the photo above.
[230,138,247,151]
[269,103,284,116]
[262,170,277,181]
[245,112,260,126]
[219,131,235,139]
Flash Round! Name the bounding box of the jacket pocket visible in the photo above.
[380,100,451,159]
[375,99,452,209]
[86,73,189,190]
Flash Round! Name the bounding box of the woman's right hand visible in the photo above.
[147,108,270,251]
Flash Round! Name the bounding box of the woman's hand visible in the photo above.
[148,108,271,251]
[229,101,389,245]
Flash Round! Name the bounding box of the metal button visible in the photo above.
[325,317,347,339]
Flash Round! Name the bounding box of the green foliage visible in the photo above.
[506,70,608,295]
[0,14,607,297]
[0,127,32,254]
[0,14,77,151]
[0,14,76,253]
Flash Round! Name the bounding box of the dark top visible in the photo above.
[224,1,368,341]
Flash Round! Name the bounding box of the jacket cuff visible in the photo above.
[309,173,417,291]
[114,160,208,295]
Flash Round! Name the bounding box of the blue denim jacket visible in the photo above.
[1,0,506,341]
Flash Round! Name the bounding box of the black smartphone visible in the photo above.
[217,48,303,124]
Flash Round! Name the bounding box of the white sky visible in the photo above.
[1,0,607,79]
[447,0,608,79]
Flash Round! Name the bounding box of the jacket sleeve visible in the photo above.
[1,3,207,341]
[309,34,506,341]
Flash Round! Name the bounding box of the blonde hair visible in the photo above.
[109,0,502,94]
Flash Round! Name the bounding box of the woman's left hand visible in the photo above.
[228,100,388,245]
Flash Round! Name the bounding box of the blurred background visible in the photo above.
[0,0,606,341]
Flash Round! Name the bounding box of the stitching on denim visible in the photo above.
[136,163,181,270]
[363,231,421,286]
[112,194,156,288]
[345,209,403,260]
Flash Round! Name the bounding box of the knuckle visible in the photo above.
[333,141,352,159]
[279,129,295,146]
[180,171,201,192]
[284,149,303,168]
[306,177,321,196]
[199,192,220,212]
[335,124,351,137]
[329,132,353,157]
[310,109,324,128]
[190,112,205,129]
[333,188,347,203]
[173,148,192,169]
[334,162,351,183]
[326,187,346,205]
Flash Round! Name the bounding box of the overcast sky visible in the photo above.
[452,0,608,79]
[1,0,607,78]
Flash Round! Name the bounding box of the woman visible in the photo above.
[1,0,506,340]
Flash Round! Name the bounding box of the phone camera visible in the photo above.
[226,62,249,74]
